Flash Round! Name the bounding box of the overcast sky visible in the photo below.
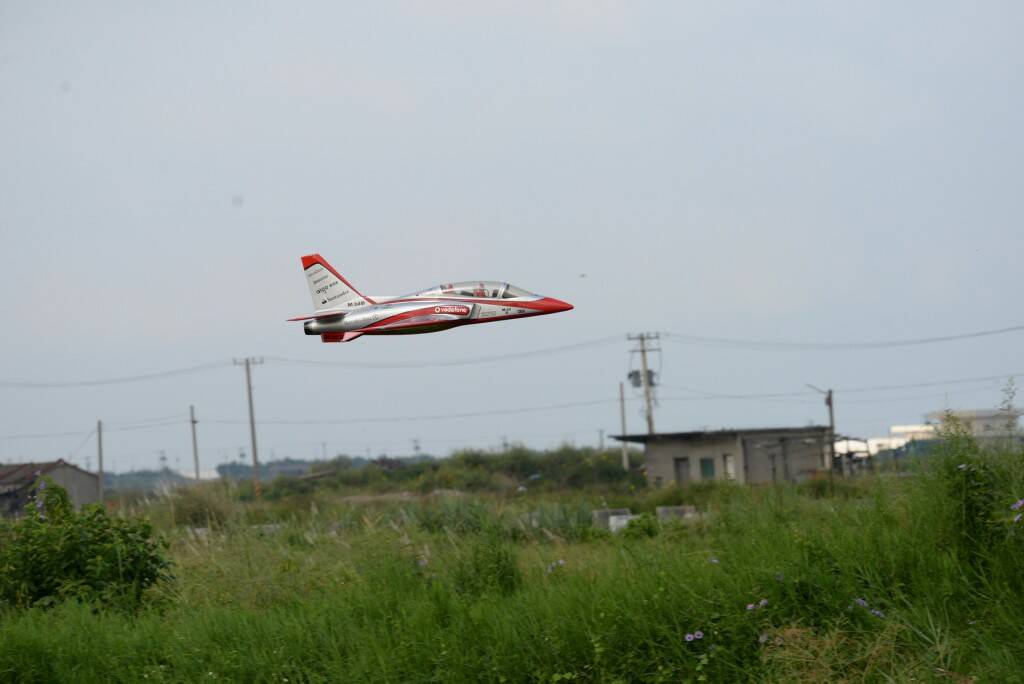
[1,2,1022,474]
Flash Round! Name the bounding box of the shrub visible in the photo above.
[171,486,231,528]
[0,479,172,611]
[934,418,1001,568]
[621,513,659,539]
[450,533,522,597]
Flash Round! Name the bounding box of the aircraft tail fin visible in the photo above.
[301,254,375,311]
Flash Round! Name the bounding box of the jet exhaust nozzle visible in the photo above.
[303,315,346,335]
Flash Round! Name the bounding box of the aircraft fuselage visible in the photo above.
[291,254,572,343]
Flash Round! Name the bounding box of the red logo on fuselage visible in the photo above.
[434,305,469,315]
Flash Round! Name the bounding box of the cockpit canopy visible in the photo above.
[412,281,537,299]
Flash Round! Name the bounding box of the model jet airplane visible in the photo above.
[290,253,573,343]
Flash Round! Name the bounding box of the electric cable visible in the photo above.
[264,336,623,369]
[663,323,1024,351]
[0,361,231,388]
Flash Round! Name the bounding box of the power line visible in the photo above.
[1,418,187,440]
[2,428,95,440]
[836,373,1023,393]
[659,372,1021,402]
[67,429,96,460]
[0,361,231,388]
[663,323,1024,351]
[264,336,623,369]
[107,412,189,426]
[205,398,624,426]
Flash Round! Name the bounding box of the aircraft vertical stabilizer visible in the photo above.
[301,254,375,311]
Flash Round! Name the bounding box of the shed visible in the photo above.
[613,427,830,487]
[0,460,100,516]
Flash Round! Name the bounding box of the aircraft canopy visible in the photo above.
[412,282,536,299]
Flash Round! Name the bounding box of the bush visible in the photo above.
[621,513,659,539]
[450,533,522,597]
[0,479,172,611]
[171,486,231,528]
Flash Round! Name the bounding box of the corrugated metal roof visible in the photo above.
[611,426,829,444]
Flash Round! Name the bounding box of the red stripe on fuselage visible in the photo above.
[363,306,466,331]
[361,311,546,335]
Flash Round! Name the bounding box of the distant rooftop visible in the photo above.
[613,426,828,444]
[0,460,96,493]
[926,409,1021,421]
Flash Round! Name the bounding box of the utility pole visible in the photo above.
[234,357,264,497]
[598,429,604,452]
[189,405,200,482]
[808,385,841,478]
[628,333,659,435]
[619,382,629,471]
[96,420,104,504]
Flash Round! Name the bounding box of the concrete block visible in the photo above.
[609,514,641,533]
[591,508,631,530]
[656,505,698,522]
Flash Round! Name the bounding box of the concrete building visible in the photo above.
[614,427,830,487]
[0,460,99,516]
[925,409,1020,438]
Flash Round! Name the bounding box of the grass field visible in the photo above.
[1,434,1023,683]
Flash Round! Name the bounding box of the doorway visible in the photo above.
[674,457,690,485]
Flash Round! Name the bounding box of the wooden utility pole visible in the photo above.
[619,382,629,471]
[234,357,264,497]
[96,419,104,503]
[808,384,840,477]
[189,405,200,481]
[628,333,659,435]
[826,389,844,477]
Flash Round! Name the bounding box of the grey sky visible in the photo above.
[1,2,1022,473]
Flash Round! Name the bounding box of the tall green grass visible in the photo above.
[1,434,1022,682]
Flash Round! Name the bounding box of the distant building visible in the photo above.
[925,409,1020,438]
[614,426,830,487]
[0,460,99,516]
[890,424,939,442]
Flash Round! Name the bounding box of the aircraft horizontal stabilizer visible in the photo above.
[286,309,346,322]
[321,332,364,343]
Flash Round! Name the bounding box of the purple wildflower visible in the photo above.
[870,608,885,618]
[1011,499,1024,511]
[694,631,704,640]
[854,598,868,608]
[37,480,46,491]
[746,603,756,611]
[759,598,769,607]
[685,633,694,642]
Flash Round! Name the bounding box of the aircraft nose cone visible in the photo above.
[545,297,573,313]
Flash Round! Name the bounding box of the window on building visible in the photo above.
[723,454,735,480]
[699,457,715,480]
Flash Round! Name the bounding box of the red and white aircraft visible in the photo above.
[290,253,573,343]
